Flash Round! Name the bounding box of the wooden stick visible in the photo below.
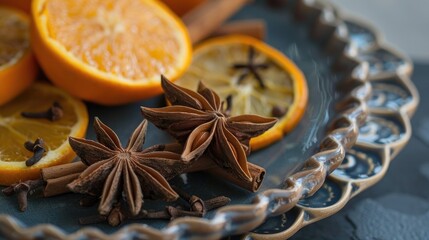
[183,0,249,44]
[212,19,266,40]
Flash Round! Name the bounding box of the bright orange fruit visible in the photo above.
[31,0,192,105]
[0,6,37,106]
[175,35,308,150]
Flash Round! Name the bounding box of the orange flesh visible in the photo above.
[44,0,183,81]
[0,86,78,162]
[175,36,308,150]
[181,43,295,117]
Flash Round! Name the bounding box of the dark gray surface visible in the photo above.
[291,62,429,240]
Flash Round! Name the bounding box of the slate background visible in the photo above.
[2,1,427,239]
[290,62,429,239]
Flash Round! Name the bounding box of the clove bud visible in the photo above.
[2,179,44,212]
[21,101,63,121]
[24,138,46,167]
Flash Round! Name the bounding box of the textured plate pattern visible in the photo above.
[252,0,418,238]
[0,0,418,239]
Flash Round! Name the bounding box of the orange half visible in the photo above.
[0,6,37,106]
[31,0,192,105]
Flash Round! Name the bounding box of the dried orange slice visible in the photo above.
[0,83,88,186]
[0,6,37,106]
[31,0,192,105]
[175,35,308,150]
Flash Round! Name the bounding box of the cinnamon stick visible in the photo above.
[183,0,249,44]
[184,157,265,192]
[43,173,81,197]
[40,161,86,197]
[212,19,266,40]
[209,163,265,192]
[39,155,264,196]
[41,161,86,180]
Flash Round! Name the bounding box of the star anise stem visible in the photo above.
[232,46,269,89]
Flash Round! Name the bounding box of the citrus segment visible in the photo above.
[0,83,88,185]
[31,0,192,105]
[175,35,308,150]
[0,6,37,105]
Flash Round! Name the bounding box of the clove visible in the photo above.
[271,105,288,118]
[24,138,46,167]
[2,179,45,212]
[137,209,170,220]
[166,206,203,220]
[172,186,230,216]
[79,205,205,226]
[137,206,203,221]
[204,196,231,211]
[223,95,233,117]
[21,101,64,121]
[107,204,126,226]
[80,203,125,226]
[24,138,44,151]
[232,46,269,89]
[79,187,230,226]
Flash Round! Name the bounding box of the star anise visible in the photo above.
[232,46,270,88]
[141,76,277,182]
[68,118,188,216]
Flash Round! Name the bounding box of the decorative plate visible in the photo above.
[0,0,418,239]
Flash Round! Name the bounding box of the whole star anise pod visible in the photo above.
[68,118,187,216]
[141,76,277,182]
